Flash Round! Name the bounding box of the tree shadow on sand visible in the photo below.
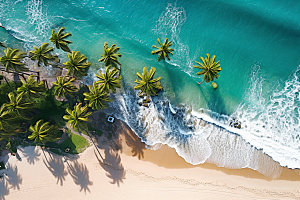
[19,146,40,165]
[66,160,93,193]
[94,147,126,187]
[117,121,145,160]
[5,163,22,190]
[92,111,146,160]
[0,179,9,200]
[42,150,68,186]
[0,163,22,200]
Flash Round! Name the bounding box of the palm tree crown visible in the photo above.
[152,38,174,61]
[134,67,163,96]
[52,76,78,98]
[63,103,92,131]
[63,51,91,79]
[0,48,27,72]
[28,120,52,144]
[193,53,221,85]
[17,75,46,98]
[29,43,57,67]
[49,27,72,53]
[83,82,111,110]
[96,66,122,93]
[0,105,15,131]
[98,42,122,68]
[3,92,32,116]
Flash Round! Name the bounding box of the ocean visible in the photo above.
[0,0,299,177]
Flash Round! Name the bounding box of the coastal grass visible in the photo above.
[48,132,89,155]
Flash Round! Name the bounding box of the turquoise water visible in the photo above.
[1,0,299,174]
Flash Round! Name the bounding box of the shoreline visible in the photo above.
[1,117,300,200]
[1,61,297,179]
[114,118,300,182]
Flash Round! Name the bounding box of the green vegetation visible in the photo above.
[0,24,223,167]
[83,82,111,110]
[152,38,174,61]
[0,81,21,105]
[63,51,91,79]
[4,92,32,116]
[0,104,15,131]
[29,43,57,67]
[98,42,122,69]
[52,76,78,98]
[28,120,53,144]
[134,67,163,97]
[33,91,67,127]
[58,132,89,154]
[0,48,27,72]
[193,53,221,87]
[63,103,92,131]
[17,75,46,98]
[96,66,122,93]
[49,27,72,53]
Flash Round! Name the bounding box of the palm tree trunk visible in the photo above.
[197,79,205,85]
[36,71,40,82]
[3,76,11,88]
[86,130,104,161]
[44,79,49,89]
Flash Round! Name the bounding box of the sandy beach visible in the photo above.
[1,117,300,200]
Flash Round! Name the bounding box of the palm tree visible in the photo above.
[0,105,15,131]
[49,27,72,53]
[0,130,17,142]
[95,66,122,93]
[0,48,27,72]
[98,42,122,69]
[52,76,78,98]
[63,51,91,79]
[17,75,46,98]
[28,120,52,144]
[63,103,92,131]
[152,38,174,61]
[193,53,221,86]
[29,43,58,67]
[83,82,111,110]
[134,67,163,97]
[3,92,32,116]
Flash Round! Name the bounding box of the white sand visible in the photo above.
[1,140,300,200]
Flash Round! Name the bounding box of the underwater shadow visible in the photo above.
[67,160,93,193]
[206,86,228,115]
[42,150,68,186]
[196,82,229,116]
[19,146,40,165]
[162,62,186,103]
[94,147,126,187]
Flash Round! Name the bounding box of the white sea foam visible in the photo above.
[231,65,300,168]
[154,3,196,77]
[99,64,300,178]
[26,0,51,37]
[103,82,283,178]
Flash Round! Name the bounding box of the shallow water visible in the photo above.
[0,0,299,175]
